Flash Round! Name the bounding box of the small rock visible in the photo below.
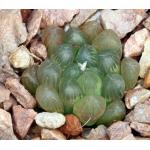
[41,9,79,28]
[125,87,150,109]
[0,68,18,84]
[27,10,43,43]
[0,10,27,53]
[144,69,150,88]
[122,134,136,140]
[143,16,150,31]
[5,77,36,109]
[9,45,34,69]
[0,10,27,83]
[35,112,65,129]
[139,38,150,78]
[59,114,82,137]
[13,105,37,139]
[85,125,109,140]
[100,9,147,38]
[124,28,149,57]
[130,122,150,137]
[41,128,66,140]
[107,121,132,140]
[3,95,17,111]
[0,108,17,140]
[71,9,97,27]
[133,103,150,123]
[0,84,10,103]
[30,40,47,59]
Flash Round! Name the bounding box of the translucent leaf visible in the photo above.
[92,29,122,58]
[62,64,82,79]
[37,59,62,89]
[121,57,140,90]
[73,95,106,126]
[77,70,102,96]
[96,100,126,126]
[21,65,39,95]
[102,73,125,103]
[64,27,88,51]
[51,44,76,67]
[80,20,103,43]
[41,26,64,57]
[97,50,120,76]
[76,44,98,67]
[36,84,64,113]
[59,79,83,114]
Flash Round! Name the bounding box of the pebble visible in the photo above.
[144,69,150,88]
[139,38,150,78]
[71,9,97,27]
[133,102,150,123]
[100,9,146,38]
[124,28,149,57]
[0,108,17,140]
[59,114,82,137]
[125,87,150,109]
[84,125,109,140]
[35,112,66,129]
[41,9,79,28]
[27,10,43,43]
[107,121,132,140]
[5,77,37,109]
[0,10,27,53]
[143,16,150,31]
[130,122,150,137]
[0,84,10,103]
[30,40,47,59]
[41,128,66,140]
[3,95,17,111]
[13,105,37,139]
[9,45,34,69]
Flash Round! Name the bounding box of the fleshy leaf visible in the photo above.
[73,95,106,126]
[121,57,140,90]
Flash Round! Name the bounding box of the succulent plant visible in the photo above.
[24,25,137,127]
[121,57,140,90]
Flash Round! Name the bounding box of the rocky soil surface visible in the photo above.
[1,9,150,140]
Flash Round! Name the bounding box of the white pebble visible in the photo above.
[35,112,66,129]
